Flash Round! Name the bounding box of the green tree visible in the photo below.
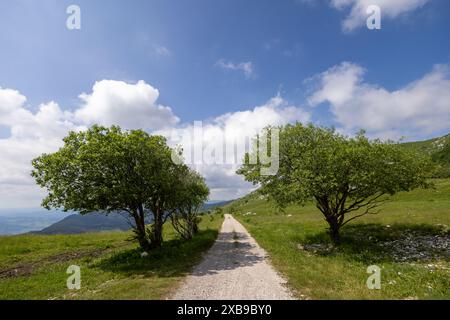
[170,167,210,240]
[32,125,182,251]
[237,123,433,245]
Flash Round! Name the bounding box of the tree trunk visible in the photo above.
[316,197,343,246]
[192,220,199,234]
[328,219,341,246]
[150,211,164,248]
[132,212,151,251]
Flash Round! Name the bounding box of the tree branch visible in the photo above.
[340,201,384,228]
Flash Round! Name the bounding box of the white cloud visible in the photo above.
[329,0,430,31]
[0,87,84,208]
[215,59,254,79]
[75,80,179,130]
[308,62,450,140]
[0,80,180,208]
[0,81,311,207]
[2,64,449,207]
[155,45,171,56]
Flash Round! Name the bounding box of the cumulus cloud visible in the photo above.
[0,80,180,207]
[0,87,84,208]
[0,80,311,206]
[330,0,430,31]
[2,65,449,207]
[308,62,450,140]
[162,95,311,200]
[215,59,254,79]
[75,80,179,130]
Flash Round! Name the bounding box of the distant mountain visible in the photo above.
[35,202,229,235]
[201,200,233,212]
[0,210,71,235]
[1,201,227,236]
[34,212,134,235]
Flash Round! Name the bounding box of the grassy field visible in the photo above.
[226,179,450,300]
[0,214,223,300]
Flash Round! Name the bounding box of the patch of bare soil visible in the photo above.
[0,245,127,279]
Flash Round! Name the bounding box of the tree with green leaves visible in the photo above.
[170,167,210,240]
[237,123,434,245]
[32,125,189,251]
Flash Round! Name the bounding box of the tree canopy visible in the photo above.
[170,167,210,240]
[32,125,209,250]
[237,123,434,244]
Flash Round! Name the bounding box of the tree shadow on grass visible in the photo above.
[187,231,265,276]
[95,229,265,278]
[302,223,449,264]
[94,229,219,278]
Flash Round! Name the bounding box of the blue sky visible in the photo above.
[1,0,449,123]
[0,0,450,208]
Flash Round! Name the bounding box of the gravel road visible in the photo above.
[171,214,294,300]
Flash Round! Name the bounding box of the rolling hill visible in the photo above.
[34,212,133,235]
[401,133,450,155]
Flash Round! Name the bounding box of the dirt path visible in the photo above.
[171,214,294,300]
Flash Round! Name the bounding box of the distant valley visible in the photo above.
[0,210,72,235]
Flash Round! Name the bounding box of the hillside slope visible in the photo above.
[402,134,450,177]
[35,213,133,235]
[402,134,450,155]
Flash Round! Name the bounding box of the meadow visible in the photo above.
[227,179,450,299]
[1,180,449,300]
[0,214,223,300]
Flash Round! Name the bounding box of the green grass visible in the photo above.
[0,214,223,300]
[227,179,450,300]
